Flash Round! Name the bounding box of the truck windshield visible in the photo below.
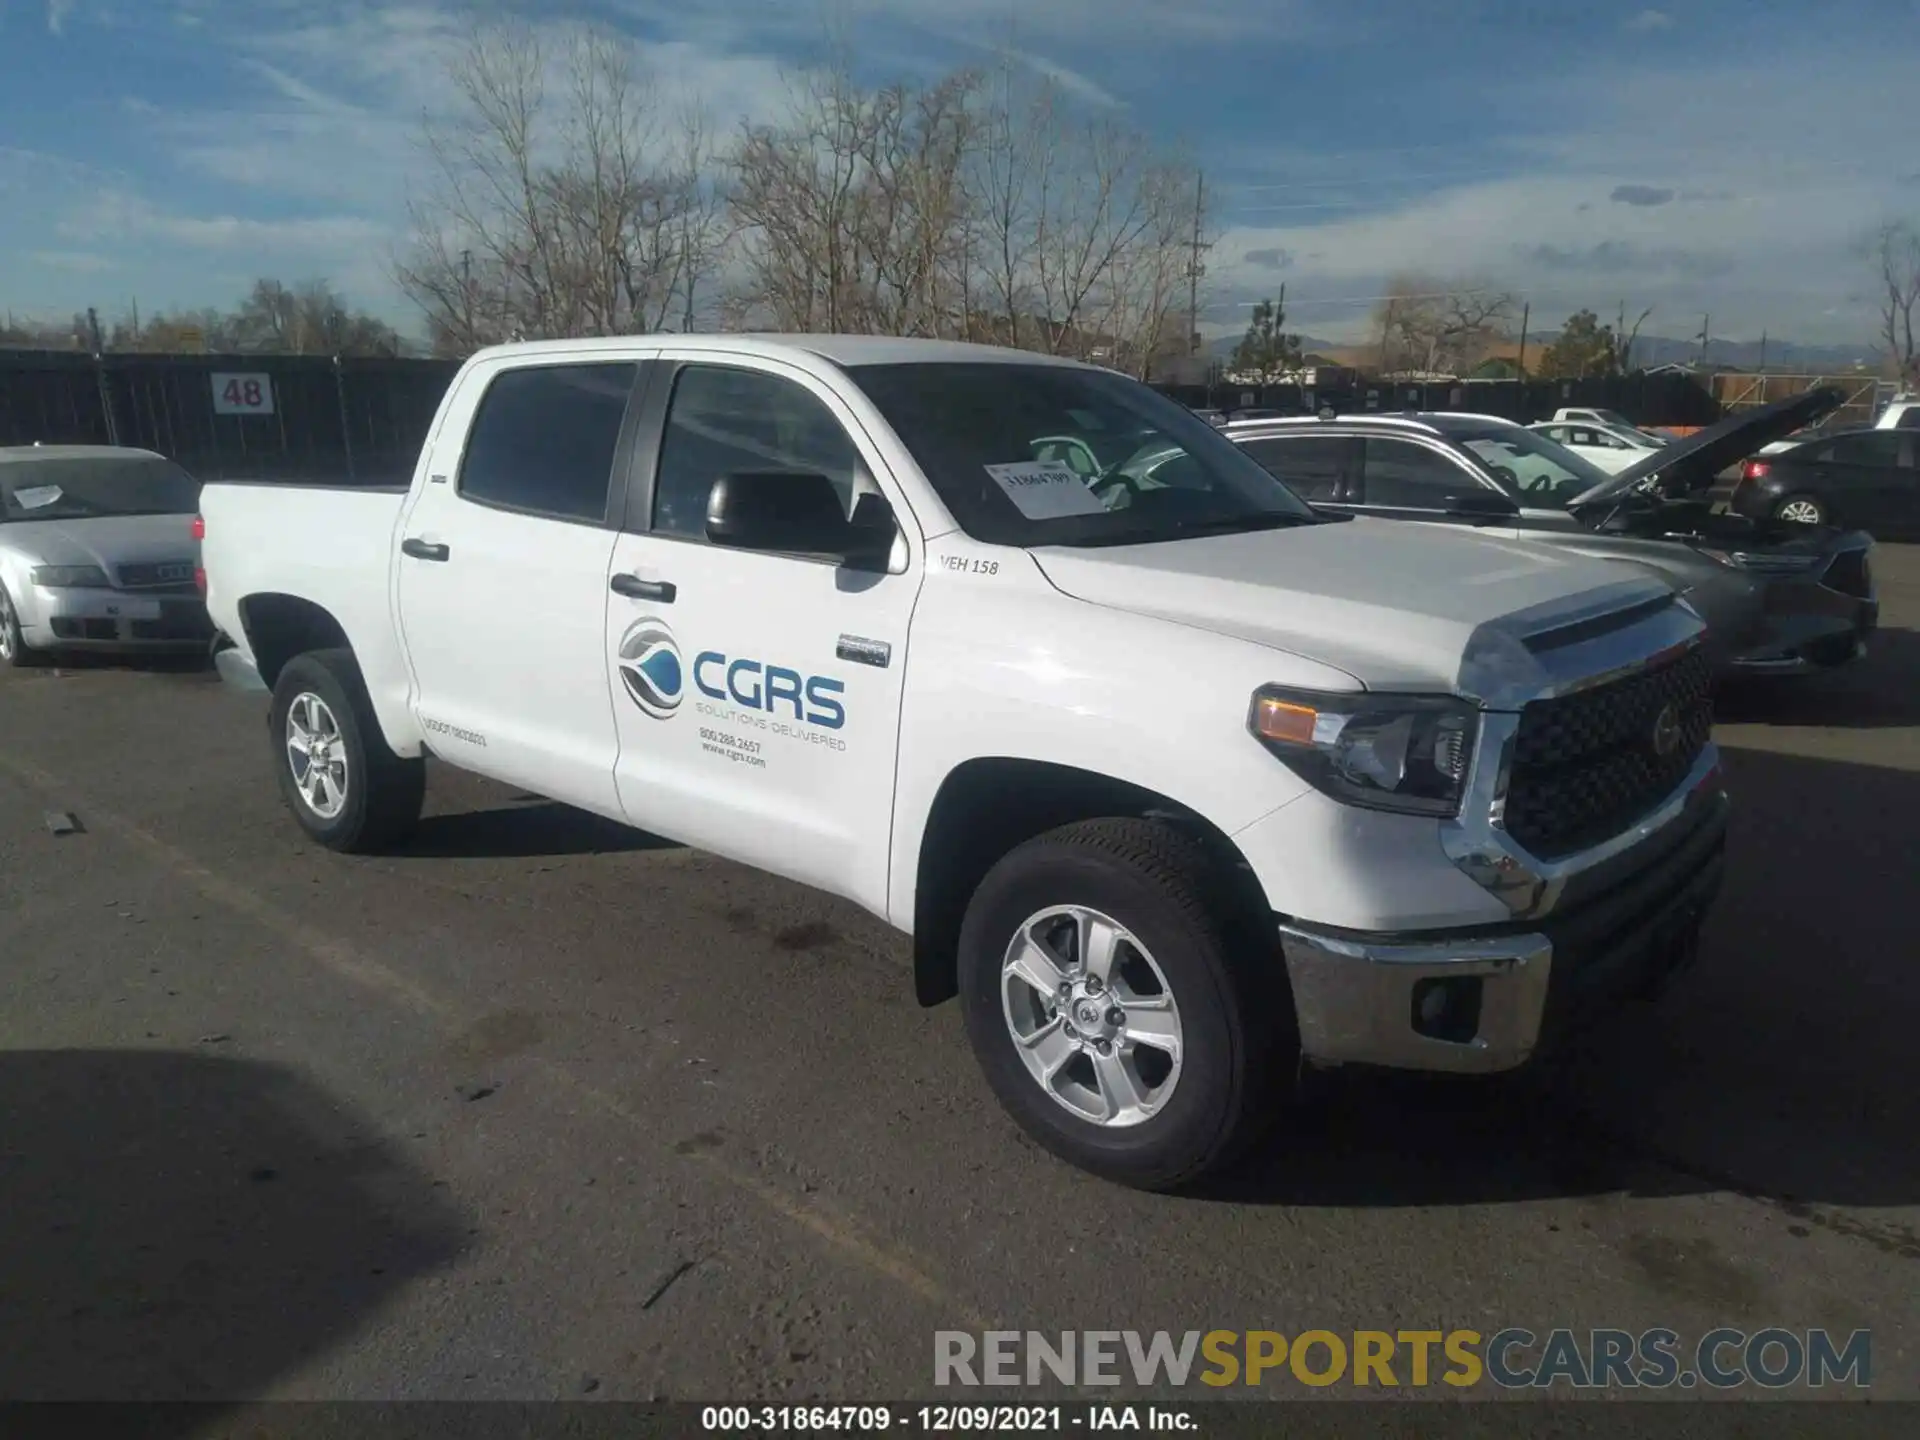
[847,362,1320,547]
[0,455,202,521]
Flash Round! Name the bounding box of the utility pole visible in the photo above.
[86,306,120,445]
[1758,330,1768,374]
[1187,171,1205,357]
[1275,281,1287,374]
[460,248,475,349]
[1697,312,1710,367]
[1516,301,1531,379]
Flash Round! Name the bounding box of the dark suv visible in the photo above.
[1222,396,1878,678]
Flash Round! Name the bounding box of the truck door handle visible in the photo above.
[610,573,676,603]
[401,538,450,562]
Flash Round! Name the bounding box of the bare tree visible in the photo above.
[969,57,1048,348]
[396,22,726,354]
[1371,277,1513,375]
[728,55,980,337]
[1873,220,1920,387]
[963,62,1201,370]
[1613,301,1654,373]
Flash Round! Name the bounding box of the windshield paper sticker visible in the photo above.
[984,461,1106,520]
[10,485,63,510]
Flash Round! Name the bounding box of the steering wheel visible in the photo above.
[1089,471,1144,509]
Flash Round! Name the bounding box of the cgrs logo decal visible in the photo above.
[617,617,685,720]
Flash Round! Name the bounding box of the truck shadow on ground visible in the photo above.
[1208,742,1919,1227]
[0,1049,469,1405]
[1714,625,1920,729]
[400,800,681,860]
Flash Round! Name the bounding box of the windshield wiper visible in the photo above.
[1164,512,1322,537]
[1067,512,1320,547]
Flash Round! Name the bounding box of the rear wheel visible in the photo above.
[1774,494,1827,526]
[957,818,1289,1190]
[269,648,424,852]
[0,585,51,668]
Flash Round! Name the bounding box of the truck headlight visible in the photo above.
[30,564,111,588]
[1249,687,1478,817]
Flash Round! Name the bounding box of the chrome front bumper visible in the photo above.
[1280,927,1554,1072]
[1281,747,1730,1075]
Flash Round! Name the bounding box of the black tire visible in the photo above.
[0,584,52,668]
[1773,493,1828,526]
[957,818,1291,1190]
[269,648,424,853]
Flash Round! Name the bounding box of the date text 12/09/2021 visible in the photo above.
[702,1407,1192,1432]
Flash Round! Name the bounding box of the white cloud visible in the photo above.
[31,250,119,273]
[1206,40,1913,345]
[1624,9,1674,32]
[58,191,388,253]
[47,0,77,36]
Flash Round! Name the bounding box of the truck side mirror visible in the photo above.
[705,472,893,564]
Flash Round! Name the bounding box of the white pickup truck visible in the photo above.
[200,336,1729,1189]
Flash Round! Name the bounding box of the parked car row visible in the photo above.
[0,342,1892,1198]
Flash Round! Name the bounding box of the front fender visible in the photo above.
[887,570,1342,929]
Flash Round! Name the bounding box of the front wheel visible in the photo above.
[269,648,424,853]
[957,818,1290,1190]
[1774,494,1828,526]
[0,585,50,668]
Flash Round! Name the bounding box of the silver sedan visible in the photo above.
[0,446,212,668]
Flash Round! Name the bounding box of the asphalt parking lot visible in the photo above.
[1,550,1915,1405]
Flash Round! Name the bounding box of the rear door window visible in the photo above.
[459,364,638,523]
[1827,433,1903,468]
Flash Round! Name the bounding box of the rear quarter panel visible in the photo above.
[200,483,420,754]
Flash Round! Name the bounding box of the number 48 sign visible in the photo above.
[211,372,275,416]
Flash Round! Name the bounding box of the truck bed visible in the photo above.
[198,480,412,723]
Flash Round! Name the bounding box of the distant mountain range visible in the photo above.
[1203,330,1883,373]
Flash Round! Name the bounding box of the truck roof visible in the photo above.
[467,334,1097,370]
[0,444,167,465]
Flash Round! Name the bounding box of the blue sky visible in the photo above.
[3,0,1917,348]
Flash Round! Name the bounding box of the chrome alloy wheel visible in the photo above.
[0,590,15,660]
[285,691,349,820]
[1778,498,1824,525]
[1000,904,1184,1127]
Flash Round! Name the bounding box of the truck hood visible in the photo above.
[1030,518,1677,696]
[0,514,198,579]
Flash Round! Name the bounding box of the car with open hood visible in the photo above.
[1223,387,1876,678]
[0,445,213,668]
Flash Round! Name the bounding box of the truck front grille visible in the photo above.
[1503,648,1713,860]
